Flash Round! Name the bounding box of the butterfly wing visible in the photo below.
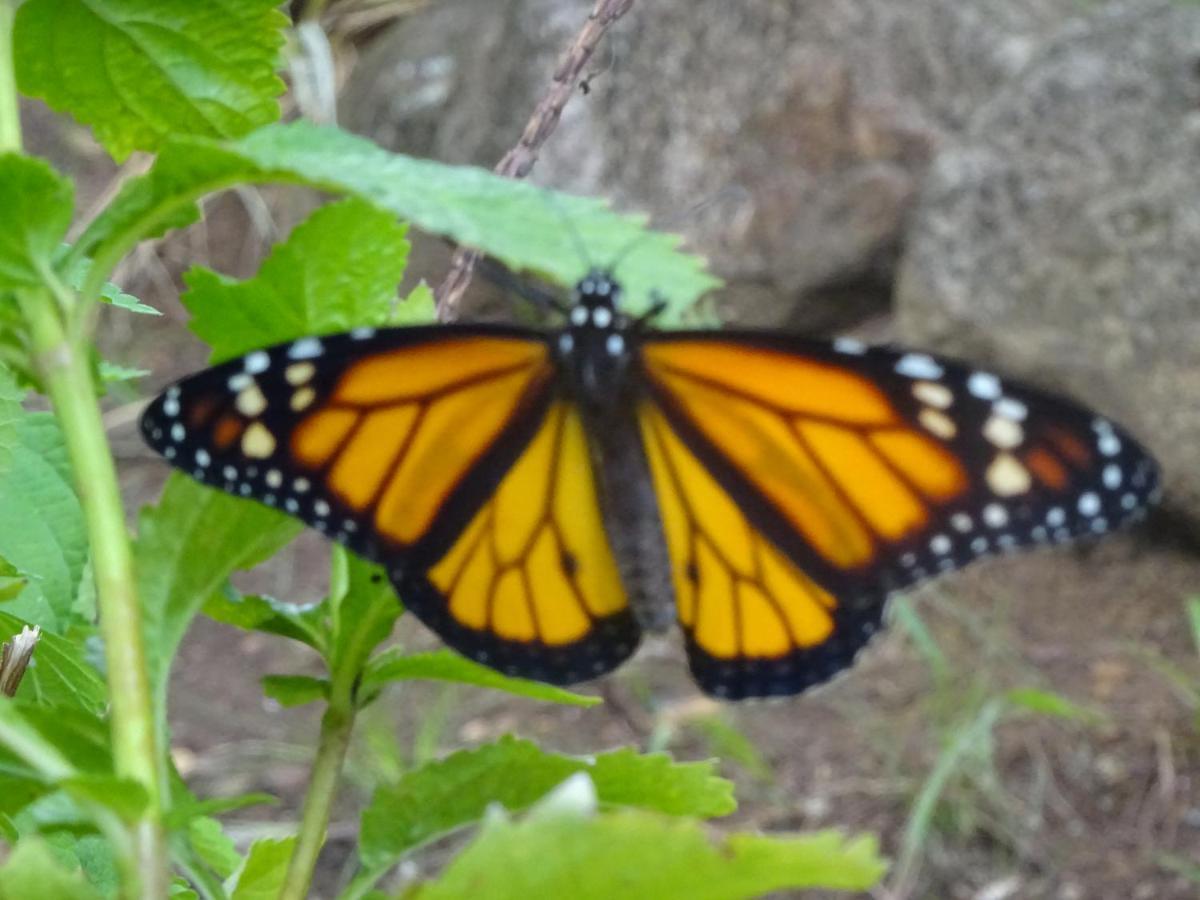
[141,326,639,683]
[637,334,1160,699]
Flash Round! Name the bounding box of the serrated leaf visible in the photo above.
[0,837,104,900]
[0,412,88,633]
[15,0,287,161]
[393,281,436,325]
[76,123,718,321]
[0,611,106,714]
[188,815,243,881]
[202,587,326,653]
[59,251,160,314]
[229,836,295,900]
[261,674,328,708]
[0,155,73,289]
[361,649,598,708]
[183,197,410,361]
[135,474,301,717]
[413,808,885,900]
[359,736,734,870]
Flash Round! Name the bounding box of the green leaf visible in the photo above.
[0,837,104,900]
[135,474,301,713]
[413,801,885,899]
[328,552,398,678]
[393,281,436,325]
[202,587,327,653]
[15,0,287,161]
[0,155,73,289]
[361,649,598,708]
[59,775,148,822]
[0,411,88,633]
[76,123,718,320]
[261,674,328,708]
[229,836,295,900]
[188,815,243,881]
[0,612,106,714]
[59,252,160,315]
[359,736,734,870]
[183,197,411,361]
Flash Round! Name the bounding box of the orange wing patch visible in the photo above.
[426,402,629,646]
[643,341,968,570]
[288,337,552,546]
[640,403,837,662]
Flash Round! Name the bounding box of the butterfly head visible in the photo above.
[560,270,633,409]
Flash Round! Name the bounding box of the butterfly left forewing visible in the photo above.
[141,328,639,684]
[637,334,1160,698]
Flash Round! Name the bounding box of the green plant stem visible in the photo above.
[281,551,392,900]
[0,0,19,153]
[17,287,168,899]
[280,699,355,900]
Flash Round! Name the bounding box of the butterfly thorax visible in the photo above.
[555,270,635,412]
[557,271,676,633]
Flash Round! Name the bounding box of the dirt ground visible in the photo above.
[28,102,1200,898]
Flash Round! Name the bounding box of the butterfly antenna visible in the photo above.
[541,189,595,275]
[475,256,569,315]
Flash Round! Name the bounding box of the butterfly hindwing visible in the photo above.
[402,400,640,683]
[638,334,1159,698]
[141,326,639,683]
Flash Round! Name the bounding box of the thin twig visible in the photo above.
[434,0,635,321]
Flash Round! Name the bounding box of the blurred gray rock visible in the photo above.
[895,1,1200,531]
[342,0,1079,327]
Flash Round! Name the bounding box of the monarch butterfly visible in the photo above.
[141,269,1160,699]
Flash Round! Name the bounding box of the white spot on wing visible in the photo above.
[983,503,1009,529]
[895,353,944,380]
[1098,432,1121,457]
[170,423,185,442]
[967,371,1002,401]
[244,351,270,375]
[930,534,952,555]
[833,337,867,355]
[592,306,613,328]
[606,333,625,355]
[1102,464,1122,490]
[994,397,1028,422]
[1078,492,1101,517]
[570,306,588,326]
[913,381,954,409]
[288,337,324,360]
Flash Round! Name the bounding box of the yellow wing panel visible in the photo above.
[427,402,629,648]
[285,339,552,546]
[639,403,836,663]
[643,340,971,570]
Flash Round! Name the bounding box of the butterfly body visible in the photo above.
[142,271,1160,699]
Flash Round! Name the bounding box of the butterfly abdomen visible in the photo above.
[587,400,676,633]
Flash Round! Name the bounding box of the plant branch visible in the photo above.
[280,552,392,900]
[433,0,636,321]
[17,287,168,899]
